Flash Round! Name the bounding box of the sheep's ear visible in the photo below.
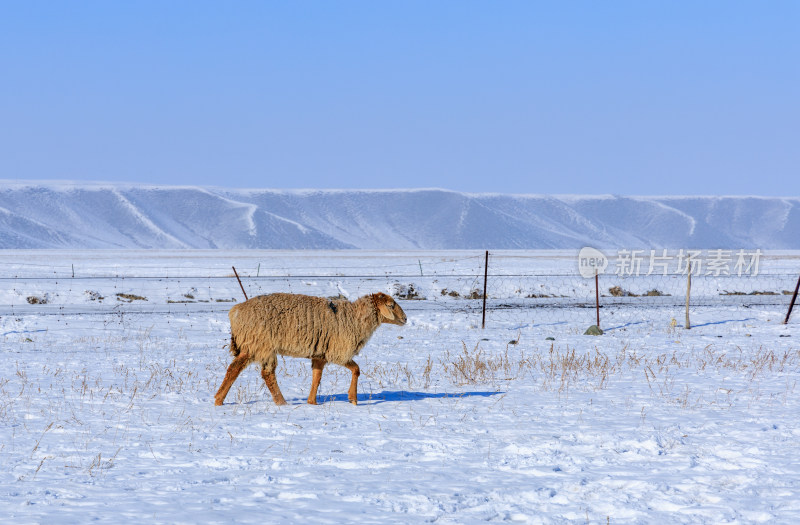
[376,295,395,321]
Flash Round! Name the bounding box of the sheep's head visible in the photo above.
[372,292,407,326]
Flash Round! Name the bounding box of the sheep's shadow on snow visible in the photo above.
[314,390,505,405]
[226,390,504,407]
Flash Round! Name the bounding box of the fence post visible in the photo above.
[595,270,600,328]
[232,266,248,301]
[784,273,800,324]
[481,250,489,329]
[685,261,692,329]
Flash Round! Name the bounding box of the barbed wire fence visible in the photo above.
[1,251,798,339]
[479,250,799,336]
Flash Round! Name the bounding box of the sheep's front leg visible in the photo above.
[344,360,360,405]
[261,363,287,406]
[307,358,326,405]
[215,354,250,406]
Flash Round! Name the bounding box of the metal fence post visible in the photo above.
[685,261,692,329]
[784,273,800,324]
[481,250,488,329]
[595,270,600,328]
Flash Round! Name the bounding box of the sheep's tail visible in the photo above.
[229,335,241,357]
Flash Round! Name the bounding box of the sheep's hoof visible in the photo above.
[307,398,318,405]
[349,399,358,405]
[214,398,223,406]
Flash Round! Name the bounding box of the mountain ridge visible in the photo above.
[0,182,797,249]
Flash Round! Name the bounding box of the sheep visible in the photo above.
[214,292,407,406]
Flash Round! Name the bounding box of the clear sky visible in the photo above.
[1,1,798,195]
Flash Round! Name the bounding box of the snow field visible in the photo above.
[1,251,799,523]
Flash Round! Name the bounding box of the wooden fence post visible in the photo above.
[784,273,800,324]
[232,266,248,301]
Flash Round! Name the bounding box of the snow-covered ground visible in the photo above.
[1,250,799,523]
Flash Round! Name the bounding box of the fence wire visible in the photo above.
[0,251,797,336]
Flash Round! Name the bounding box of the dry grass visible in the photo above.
[421,339,800,405]
[115,293,147,302]
[608,286,668,298]
[272,337,800,407]
[442,341,524,385]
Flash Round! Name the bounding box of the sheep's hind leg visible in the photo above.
[344,360,360,405]
[307,358,326,405]
[261,363,287,406]
[215,353,250,406]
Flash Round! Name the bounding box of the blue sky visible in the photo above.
[1,1,798,195]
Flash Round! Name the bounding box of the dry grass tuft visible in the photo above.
[442,341,523,386]
[425,339,800,405]
[116,293,147,302]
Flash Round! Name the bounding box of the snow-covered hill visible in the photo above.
[0,182,797,249]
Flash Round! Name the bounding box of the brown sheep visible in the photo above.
[214,292,407,406]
